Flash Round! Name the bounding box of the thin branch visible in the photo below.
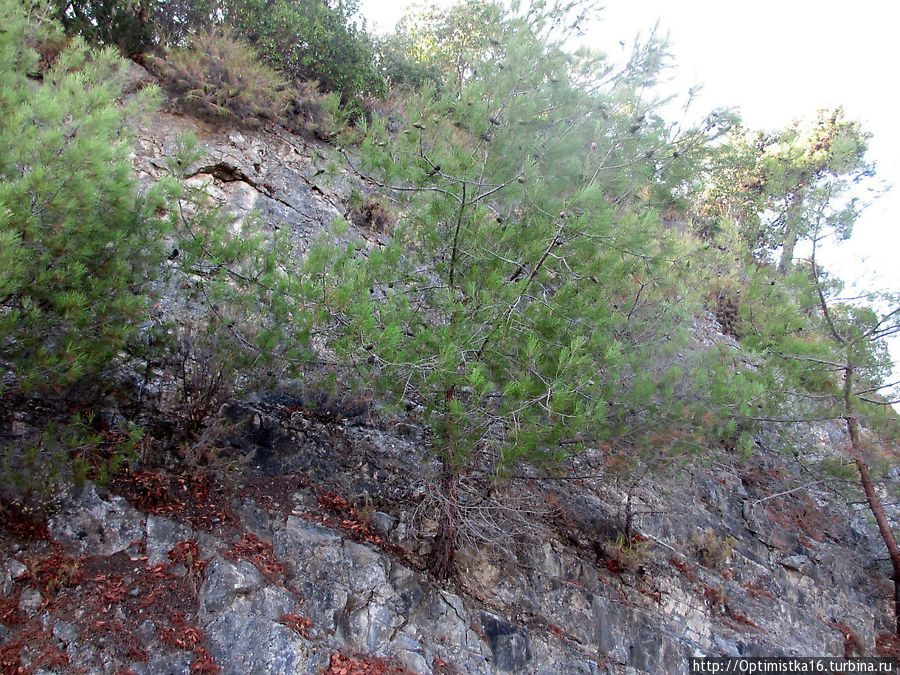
[340,148,462,204]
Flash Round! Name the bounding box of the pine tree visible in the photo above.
[793,241,899,636]
[708,109,871,273]
[316,0,735,577]
[0,0,164,395]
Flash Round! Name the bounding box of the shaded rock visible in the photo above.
[480,611,531,672]
[234,501,274,541]
[370,511,396,535]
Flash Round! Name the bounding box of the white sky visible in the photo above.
[359,0,900,363]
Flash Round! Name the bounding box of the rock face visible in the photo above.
[1,404,890,674]
[0,85,893,674]
[131,108,357,252]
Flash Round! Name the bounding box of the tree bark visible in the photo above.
[430,461,460,580]
[844,369,900,637]
[778,190,804,275]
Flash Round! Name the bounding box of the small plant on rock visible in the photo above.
[603,534,650,575]
[690,528,736,570]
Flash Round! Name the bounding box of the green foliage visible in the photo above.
[381,0,505,95]
[375,33,443,92]
[52,0,154,56]
[310,0,748,574]
[0,0,320,502]
[224,0,384,106]
[151,27,287,127]
[707,109,872,272]
[53,0,384,111]
[0,0,164,394]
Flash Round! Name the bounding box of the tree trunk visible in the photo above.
[430,460,460,580]
[778,191,804,275]
[843,368,900,637]
[846,414,900,637]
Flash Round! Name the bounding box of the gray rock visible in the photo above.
[274,517,346,629]
[48,483,144,556]
[389,635,429,673]
[593,595,686,674]
[199,556,264,617]
[235,501,274,541]
[248,586,295,621]
[370,511,397,534]
[148,650,193,675]
[713,636,742,657]
[7,558,27,580]
[19,588,44,616]
[480,611,531,672]
[339,594,403,653]
[137,619,158,646]
[404,589,492,671]
[52,620,80,644]
[146,515,195,565]
[123,62,156,94]
[781,554,810,572]
[204,612,309,675]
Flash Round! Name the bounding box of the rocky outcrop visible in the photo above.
[0,81,893,674]
[131,105,362,251]
[1,398,890,674]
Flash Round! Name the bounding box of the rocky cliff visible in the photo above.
[0,67,893,675]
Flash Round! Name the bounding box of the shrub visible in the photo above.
[280,81,348,140]
[54,0,384,116]
[224,0,384,109]
[151,28,287,127]
[603,534,650,575]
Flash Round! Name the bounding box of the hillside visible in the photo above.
[2,0,899,673]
